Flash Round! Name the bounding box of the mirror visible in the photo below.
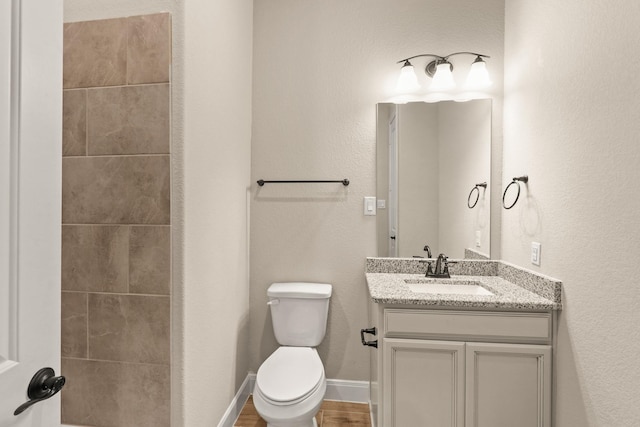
[376,99,491,259]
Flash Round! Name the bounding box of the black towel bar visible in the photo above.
[257,179,350,186]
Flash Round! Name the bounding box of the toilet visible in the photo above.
[253,282,333,427]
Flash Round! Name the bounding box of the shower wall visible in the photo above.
[60,13,172,427]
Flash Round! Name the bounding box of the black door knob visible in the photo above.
[14,367,66,416]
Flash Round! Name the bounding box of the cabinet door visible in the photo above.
[368,299,380,426]
[383,338,465,427]
[465,343,551,427]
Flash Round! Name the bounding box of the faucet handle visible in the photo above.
[443,259,458,275]
[424,262,434,277]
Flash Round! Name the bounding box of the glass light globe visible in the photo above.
[429,63,456,91]
[395,61,421,93]
[465,59,492,89]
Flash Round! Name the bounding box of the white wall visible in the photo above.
[182,0,252,425]
[63,0,253,425]
[503,0,640,424]
[251,0,504,380]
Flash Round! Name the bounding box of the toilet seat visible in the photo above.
[256,347,324,405]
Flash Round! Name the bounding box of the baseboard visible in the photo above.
[324,378,370,403]
[218,373,370,426]
[216,373,254,427]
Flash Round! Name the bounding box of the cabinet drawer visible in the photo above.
[384,309,552,344]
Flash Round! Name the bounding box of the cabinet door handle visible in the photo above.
[360,327,378,348]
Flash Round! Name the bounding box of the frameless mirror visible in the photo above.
[376,99,491,259]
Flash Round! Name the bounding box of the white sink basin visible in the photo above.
[404,279,494,296]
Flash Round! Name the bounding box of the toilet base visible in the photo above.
[266,418,317,427]
[253,376,326,427]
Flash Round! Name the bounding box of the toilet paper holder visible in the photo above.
[360,327,378,348]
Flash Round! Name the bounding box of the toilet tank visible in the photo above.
[267,282,332,347]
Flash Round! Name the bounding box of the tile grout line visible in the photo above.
[84,88,88,156]
[63,153,171,159]
[62,223,170,227]
[85,290,89,360]
[126,224,130,294]
[64,81,171,91]
[62,356,170,367]
[62,290,170,298]
[125,16,129,87]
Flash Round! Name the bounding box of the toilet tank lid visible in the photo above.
[268,282,332,299]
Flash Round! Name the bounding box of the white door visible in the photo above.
[388,108,398,257]
[0,0,63,426]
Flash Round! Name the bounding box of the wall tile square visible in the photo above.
[62,225,129,293]
[63,18,127,89]
[61,292,88,358]
[88,294,170,364]
[87,84,170,155]
[129,226,171,295]
[61,358,170,427]
[62,156,170,224]
[63,89,87,156]
[127,13,171,85]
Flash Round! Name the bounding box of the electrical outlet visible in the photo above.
[531,242,541,266]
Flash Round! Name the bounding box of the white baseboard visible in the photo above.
[216,374,253,427]
[324,378,370,403]
[217,373,370,426]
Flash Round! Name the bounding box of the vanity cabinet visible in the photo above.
[372,305,554,427]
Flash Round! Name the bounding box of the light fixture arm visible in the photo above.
[396,54,447,64]
[396,52,489,64]
[443,52,490,60]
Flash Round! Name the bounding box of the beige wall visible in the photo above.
[375,104,391,257]
[503,0,640,424]
[438,100,491,257]
[398,103,439,257]
[63,0,253,425]
[250,0,504,380]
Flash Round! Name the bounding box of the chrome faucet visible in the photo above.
[426,253,452,278]
[423,245,432,258]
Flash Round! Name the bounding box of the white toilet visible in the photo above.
[253,282,333,427]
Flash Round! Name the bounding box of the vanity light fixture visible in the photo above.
[395,52,492,93]
[395,60,421,93]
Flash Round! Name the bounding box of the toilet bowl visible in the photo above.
[253,282,332,427]
[253,347,326,427]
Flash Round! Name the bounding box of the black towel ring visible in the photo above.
[502,175,529,209]
[467,182,487,209]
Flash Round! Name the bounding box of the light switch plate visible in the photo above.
[531,242,541,266]
[377,199,386,209]
[364,197,376,216]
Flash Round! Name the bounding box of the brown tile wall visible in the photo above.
[61,13,171,427]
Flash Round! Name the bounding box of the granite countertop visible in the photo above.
[365,258,562,311]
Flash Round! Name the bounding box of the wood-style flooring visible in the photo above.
[234,396,371,427]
